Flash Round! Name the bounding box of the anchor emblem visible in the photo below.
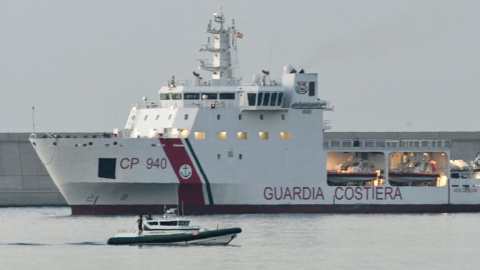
[179,164,192,180]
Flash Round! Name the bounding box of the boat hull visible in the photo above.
[107,227,241,245]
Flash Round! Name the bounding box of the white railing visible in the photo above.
[324,139,451,150]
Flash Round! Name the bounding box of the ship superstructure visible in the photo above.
[30,12,480,215]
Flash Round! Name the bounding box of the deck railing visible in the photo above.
[323,139,451,150]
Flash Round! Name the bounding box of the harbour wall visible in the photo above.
[1,132,479,206]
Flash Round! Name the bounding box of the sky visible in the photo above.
[2,0,480,133]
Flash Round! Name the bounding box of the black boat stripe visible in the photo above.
[184,138,214,205]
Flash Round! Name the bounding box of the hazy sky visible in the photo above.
[2,0,480,133]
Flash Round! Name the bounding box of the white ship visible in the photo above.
[30,12,480,215]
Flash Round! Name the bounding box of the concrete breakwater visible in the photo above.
[0,133,66,206]
[1,132,480,206]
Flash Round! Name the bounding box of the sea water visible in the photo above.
[1,207,479,270]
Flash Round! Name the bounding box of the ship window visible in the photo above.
[270,93,277,106]
[257,93,264,106]
[172,93,182,100]
[184,93,200,100]
[281,114,285,120]
[160,94,171,100]
[184,114,188,120]
[217,132,227,140]
[277,93,284,106]
[262,93,270,106]
[217,154,221,160]
[148,222,159,226]
[247,93,256,106]
[217,114,221,120]
[202,93,218,100]
[180,129,190,138]
[144,115,148,121]
[281,132,291,140]
[220,93,235,99]
[309,82,315,96]
[228,150,233,157]
[259,132,269,140]
[239,114,242,120]
[260,114,264,120]
[156,115,159,120]
[160,221,178,226]
[237,132,248,140]
[239,154,243,160]
[98,158,116,179]
[195,132,205,140]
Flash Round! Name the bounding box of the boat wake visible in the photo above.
[0,241,107,246]
[2,242,51,246]
[65,241,106,246]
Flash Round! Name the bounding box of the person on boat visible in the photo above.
[137,215,143,235]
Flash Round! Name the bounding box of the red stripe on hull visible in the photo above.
[71,204,480,215]
[159,138,205,205]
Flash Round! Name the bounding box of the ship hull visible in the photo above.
[30,136,480,215]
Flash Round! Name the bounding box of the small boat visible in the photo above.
[107,209,241,245]
[327,172,378,182]
[388,172,440,182]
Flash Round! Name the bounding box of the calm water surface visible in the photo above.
[1,207,479,270]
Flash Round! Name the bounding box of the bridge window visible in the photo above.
[262,93,270,106]
[160,221,178,226]
[277,93,284,106]
[195,132,205,140]
[184,93,200,100]
[270,93,277,106]
[202,93,218,100]
[309,82,315,96]
[220,93,235,99]
[248,93,256,106]
[172,93,182,100]
[259,132,269,140]
[257,93,263,106]
[160,94,170,100]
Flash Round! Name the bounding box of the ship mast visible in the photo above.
[199,11,239,86]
